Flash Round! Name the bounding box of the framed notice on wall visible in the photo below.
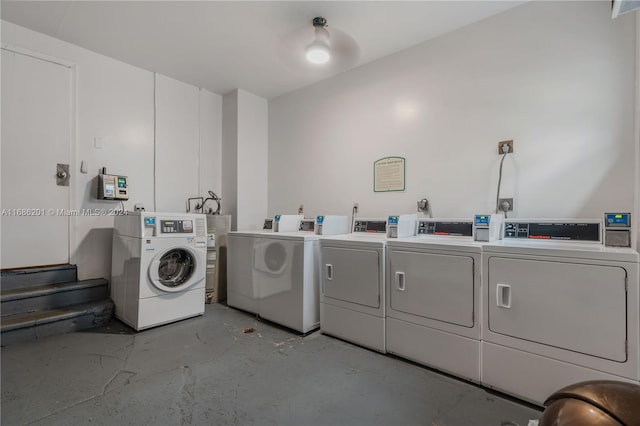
[374,156,406,192]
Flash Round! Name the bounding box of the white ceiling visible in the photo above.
[1,1,526,99]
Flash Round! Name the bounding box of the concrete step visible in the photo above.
[1,264,78,290]
[0,299,114,346]
[1,279,109,317]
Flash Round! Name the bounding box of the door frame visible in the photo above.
[1,43,78,267]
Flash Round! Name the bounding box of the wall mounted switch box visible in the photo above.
[98,174,129,200]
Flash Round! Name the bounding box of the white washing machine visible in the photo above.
[227,215,342,334]
[227,229,273,314]
[111,212,207,331]
[253,231,320,333]
[319,215,417,353]
[481,219,640,405]
[385,219,483,382]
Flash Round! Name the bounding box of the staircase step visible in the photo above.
[1,265,78,290]
[1,279,108,317]
[0,299,114,346]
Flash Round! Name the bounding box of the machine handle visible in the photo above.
[326,264,333,281]
[496,284,511,308]
[396,272,405,291]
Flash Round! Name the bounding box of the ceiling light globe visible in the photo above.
[306,44,331,64]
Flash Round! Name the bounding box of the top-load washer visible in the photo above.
[481,218,640,405]
[111,212,207,331]
[227,214,349,333]
[319,214,417,352]
[385,218,483,382]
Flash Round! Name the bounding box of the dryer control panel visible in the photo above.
[353,219,387,233]
[503,220,601,242]
[299,219,315,232]
[418,220,473,236]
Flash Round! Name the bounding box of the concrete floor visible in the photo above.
[2,304,542,426]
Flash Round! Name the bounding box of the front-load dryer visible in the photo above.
[319,215,417,353]
[481,218,640,405]
[111,212,207,331]
[385,219,483,383]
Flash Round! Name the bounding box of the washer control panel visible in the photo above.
[160,219,193,234]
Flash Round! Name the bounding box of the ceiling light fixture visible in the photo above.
[305,17,331,65]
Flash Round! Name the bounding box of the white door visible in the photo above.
[487,257,627,362]
[388,250,475,327]
[322,246,380,308]
[1,48,72,269]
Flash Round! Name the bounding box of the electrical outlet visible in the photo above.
[499,198,513,212]
[498,140,514,154]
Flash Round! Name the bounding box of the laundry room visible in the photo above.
[1,1,639,425]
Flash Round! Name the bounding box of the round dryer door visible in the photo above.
[148,247,199,292]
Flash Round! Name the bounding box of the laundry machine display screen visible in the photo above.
[605,213,630,227]
[504,222,601,241]
[354,220,387,233]
[160,220,194,234]
[418,221,473,236]
[474,215,489,225]
[299,221,315,231]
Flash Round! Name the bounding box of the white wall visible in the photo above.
[635,12,640,250]
[199,88,223,209]
[221,91,239,228]
[269,2,637,234]
[222,89,268,231]
[1,21,223,280]
[237,90,268,231]
[155,74,200,213]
